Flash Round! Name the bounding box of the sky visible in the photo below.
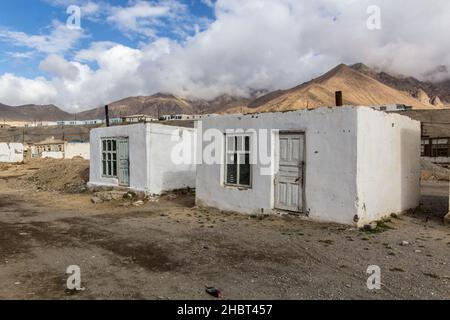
[0,0,448,112]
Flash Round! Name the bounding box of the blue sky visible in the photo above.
[0,0,215,78]
[0,0,447,111]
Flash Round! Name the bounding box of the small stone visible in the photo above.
[133,200,144,207]
[363,223,377,231]
[414,249,422,253]
[91,197,103,204]
[401,241,410,246]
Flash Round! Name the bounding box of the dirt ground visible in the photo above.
[0,160,449,300]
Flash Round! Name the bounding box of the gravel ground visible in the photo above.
[0,161,449,300]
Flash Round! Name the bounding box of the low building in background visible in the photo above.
[0,143,24,163]
[121,115,156,123]
[30,137,90,160]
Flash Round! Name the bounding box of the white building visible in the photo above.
[30,138,90,160]
[88,123,196,195]
[0,143,24,163]
[195,106,421,227]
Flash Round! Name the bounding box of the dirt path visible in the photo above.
[0,163,449,300]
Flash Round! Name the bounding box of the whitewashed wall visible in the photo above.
[356,108,421,225]
[42,151,64,159]
[65,143,90,159]
[0,143,24,163]
[88,123,196,194]
[196,107,421,226]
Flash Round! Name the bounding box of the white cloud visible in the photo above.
[0,21,85,54]
[0,74,57,106]
[1,0,450,111]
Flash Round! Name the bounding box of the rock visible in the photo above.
[431,96,444,108]
[414,249,422,253]
[444,213,450,226]
[91,196,103,204]
[414,88,430,104]
[363,222,377,231]
[133,200,145,207]
[401,241,410,246]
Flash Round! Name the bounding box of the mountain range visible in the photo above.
[1,63,448,122]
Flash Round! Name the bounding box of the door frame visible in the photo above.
[274,131,306,214]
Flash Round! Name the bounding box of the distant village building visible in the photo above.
[195,106,421,227]
[371,104,413,112]
[88,123,196,194]
[159,114,218,121]
[30,137,90,160]
[121,115,156,123]
[0,143,24,163]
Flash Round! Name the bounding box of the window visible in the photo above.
[102,138,118,177]
[225,134,251,187]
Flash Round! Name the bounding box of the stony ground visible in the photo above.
[0,160,449,300]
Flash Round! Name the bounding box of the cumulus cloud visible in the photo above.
[0,0,449,111]
[0,21,85,54]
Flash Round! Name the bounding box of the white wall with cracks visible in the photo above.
[0,143,24,163]
[196,107,421,226]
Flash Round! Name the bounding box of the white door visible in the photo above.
[275,133,304,213]
[117,138,130,186]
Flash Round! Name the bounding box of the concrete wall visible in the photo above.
[65,142,90,159]
[196,107,359,225]
[196,106,421,226]
[147,124,197,194]
[42,151,64,159]
[0,143,24,163]
[88,123,196,194]
[356,108,421,225]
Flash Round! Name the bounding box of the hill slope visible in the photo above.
[240,64,435,113]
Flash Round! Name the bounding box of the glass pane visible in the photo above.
[102,153,106,161]
[245,136,250,152]
[227,136,235,152]
[102,140,106,151]
[113,153,117,161]
[102,161,106,176]
[239,163,251,186]
[236,136,243,151]
[226,154,236,165]
[113,161,117,176]
[107,153,112,161]
[226,164,237,184]
[108,161,112,176]
[108,140,112,151]
[112,140,117,151]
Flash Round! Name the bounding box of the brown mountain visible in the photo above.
[234,64,435,113]
[0,103,73,122]
[350,63,450,106]
[76,93,250,120]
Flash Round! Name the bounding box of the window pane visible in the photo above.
[108,161,112,176]
[112,140,117,151]
[108,140,112,151]
[226,164,237,184]
[239,163,251,186]
[113,161,117,176]
[102,153,106,161]
[113,153,117,161]
[102,160,106,176]
[226,154,235,165]
[245,136,250,152]
[102,140,106,151]
[227,136,235,152]
[236,136,243,151]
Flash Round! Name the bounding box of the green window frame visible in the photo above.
[101,138,118,177]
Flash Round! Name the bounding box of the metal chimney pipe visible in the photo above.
[335,91,343,106]
[105,105,110,127]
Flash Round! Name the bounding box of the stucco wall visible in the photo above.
[356,108,421,225]
[0,143,24,163]
[88,123,196,194]
[196,106,421,226]
[65,143,90,159]
[42,151,64,159]
[147,124,197,194]
[196,107,359,225]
